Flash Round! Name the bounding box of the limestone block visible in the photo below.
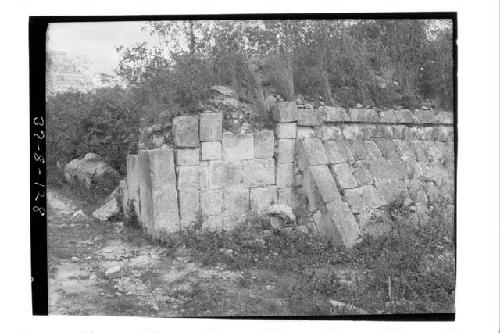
[208,160,243,188]
[323,141,347,164]
[361,124,377,140]
[253,129,275,158]
[388,158,408,180]
[321,201,360,248]
[242,158,275,187]
[297,137,328,171]
[411,140,427,162]
[379,110,398,123]
[175,148,200,166]
[375,139,400,160]
[316,125,343,141]
[303,165,342,211]
[322,106,349,122]
[363,141,383,160]
[173,116,199,148]
[199,112,223,141]
[414,109,437,123]
[201,141,222,160]
[407,179,427,205]
[360,185,386,209]
[222,133,254,160]
[416,127,434,141]
[436,111,454,124]
[137,150,153,230]
[396,109,417,123]
[436,126,454,142]
[224,187,249,216]
[275,123,297,139]
[367,159,396,183]
[391,125,406,139]
[394,140,416,161]
[352,161,373,186]
[277,139,296,164]
[177,165,208,191]
[203,215,223,231]
[178,190,200,220]
[297,108,322,126]
[276,163,294,188]
[376,180,406,203]
[250,186,277,213]
[277,188,294,207]
[344,188,368,214]
[297,126,316,139]
[349,108,378,122]
[347,141,368,161]
[331,163,358,189]
[404,127,419,140]
[342,125,364,140]
[201,189,223,216]
[148,148,180,233]
[271,102,297,122]
[126,155,139,203]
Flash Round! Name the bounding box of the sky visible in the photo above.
[47,21,155,74]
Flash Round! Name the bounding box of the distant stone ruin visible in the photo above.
[122,102,455,248]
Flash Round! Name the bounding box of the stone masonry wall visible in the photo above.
[123,103,455,247]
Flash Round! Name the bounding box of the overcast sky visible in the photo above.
[47,21,155,74]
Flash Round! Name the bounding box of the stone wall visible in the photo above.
[123,103,455,247]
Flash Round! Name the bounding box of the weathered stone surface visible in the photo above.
[363,141,383,160]
[92,194,120,221]
[379,110,398,123]
[199,112,223,141]
[360,185,385,209]
[250,186,277,213]
[342,125,364,140]
[126,155,139,204]
[406,179,428,205]
[224,187,249,216]
[322,106,349,122]
[396,109,417,123]
[175,148,200,166]
[64,153,118,189]
[201,141,222,160]
[321,201,361,248]
[120,180,129,217]
[344,188,368,214]
[297,138,328,171]
[436,111,454,124]
[297,108,322,126]
[211,85,236,97]
[352,161,373,186]
[277,188,294,207]
[411,140,428,162]
[435,126,454,142]
[148,148,180,233]
[222,133,254,160]
[271,102,297,122]
[303,165,341,211]
[222,215,246,231]
[200,189,224,216]
[138,150,153,231]
[178,190,200,220]
[391,125,406,139]
[367,159,396,183]
[394,140,416,161]
[361,124,377,140]
[316,125,343,141]
[173,116,199,148]
[276,139,296,164]
[208,160,243,188]
[177,165,208,191]
[254,130,275,158]
[324,141,347,164]
[414,109,436,123]
[275,123,297,139]
[276,163,294,188]
[375,139,400,160]
[331,163,358,189]
[297,127,316,139]
[376,180,406,203]
[349,108,378,122]
[347,141,368,160]
[415,127,434,141]
[404,127,418,140]
[388,158,408,180]
[242,158,275,187]
[266,204,295,222]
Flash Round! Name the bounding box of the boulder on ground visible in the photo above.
[92,186,122,221]
[64,153,119,189]
[211,85,236,98]
[71,210,88,220]
[265,204,296,223]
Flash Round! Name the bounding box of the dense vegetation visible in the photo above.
[46,19,453,177]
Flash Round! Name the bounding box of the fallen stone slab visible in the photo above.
[265,204,296,223]
[92,187,122,221]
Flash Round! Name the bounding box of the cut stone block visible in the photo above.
[322,106,349,122]
[222,133,254,160]
[242,158,275,187]
[349,108,379,122]
[303,165,342,211]
[415,127,434,141]
[347,141,368,161]
[208,160,243,188]
[297,137,328,171]
[414,109,436,123]
[250,186,277,213]
[254,129,275,158]
[388,158,408,180]
[177,165,208,191]
[404,127,418,140]
[316,125,343,141]
[411,141,428,162]
[199,112,223,141]
[435,126,454,142]
[137,150,153,231]
[342,125,364,140]
[297,108,322,126]
[361,124,377,140]
[360,185,386,209]
[275,123,297,139]
[224,187,249,216]
[379,110,397,123]
[148,148,180,234]
[200,189,223,216]
[126,155,139,203]
[367,159,396,183]
[276,139,296,164]
[394,140,416,161]
[276,163,294,188]
[297,127,316,139]
[271,102,297,122]
[201,141,222,160]
[173,116,199,148]
[375,139,400,160]
[277,188,294,207]
[175,148,200,166]
[436,111,454,124]
[331,163,358,189]
[178,190,200,220]
[376,180,406,203]
[344,188,368,214]
[396,109,417,123]
[391,125,406,139]
[320,201,361,248]
[363,141,383,160]
[352,161,373,186]
[324,141,347,164]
